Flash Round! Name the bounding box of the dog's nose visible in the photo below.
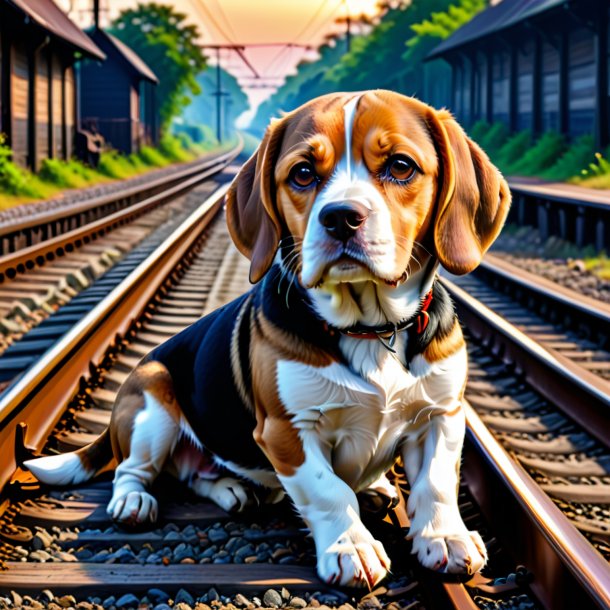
[319,202,368,242]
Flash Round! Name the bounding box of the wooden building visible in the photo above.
[0,0,105,169]
[428,0,608,146]
[80,29,159,154]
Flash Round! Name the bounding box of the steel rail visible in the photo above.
[0,183,230,492]
[0,141,242,280]
[441,276,610,447]
[0,145,239,239]
[509,180,610,212]
[480,253,610,330]
[463,401,610,610]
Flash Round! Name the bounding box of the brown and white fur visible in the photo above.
[25,90,510,588]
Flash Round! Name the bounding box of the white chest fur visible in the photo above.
[276,335,467,492]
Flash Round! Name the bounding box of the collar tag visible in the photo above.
[377,326,397,353]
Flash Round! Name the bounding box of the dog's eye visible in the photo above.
[386,155,417,183]
[289,163,317,189]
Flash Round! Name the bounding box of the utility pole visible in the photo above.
[93,0,100,29]
[200,43,311,142]
[215,47,222,142]
[344,0,351,53]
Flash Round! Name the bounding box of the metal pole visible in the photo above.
[216,47,222,143]
[93,0,100,29]
[346,14,351,53]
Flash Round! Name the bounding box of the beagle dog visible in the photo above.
[25,90,510,588]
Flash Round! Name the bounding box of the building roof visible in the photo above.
[428,0,566,59]
[8,0,105,60]
[89,29,159,84]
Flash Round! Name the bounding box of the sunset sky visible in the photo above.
[64,0,384,117]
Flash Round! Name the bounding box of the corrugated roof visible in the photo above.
[90,29,159,84]
[428,0,565,59]
[8,0,105,60]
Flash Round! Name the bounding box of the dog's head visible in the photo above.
[226,90,510,327]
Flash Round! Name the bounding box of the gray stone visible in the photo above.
[208,528,229,544]
[289,598,306,609]
[175,590,194,606]
[278,555,296,565]
[56,595,77,608]
[29,550,52,562]
[10,591,23,606]
[75,548,94,560]
[147,590,170,604]
[234,544,256,562]
[115,593,140,608]
[207,589,219,603]
[163,531,182,542]
[234,594,251,607]
[54,550,78,562]
[263,590,282,608]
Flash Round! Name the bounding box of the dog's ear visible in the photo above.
[426,109,511,275]
[226,118,286,283]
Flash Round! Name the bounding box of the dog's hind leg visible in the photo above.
[107,362,181,526]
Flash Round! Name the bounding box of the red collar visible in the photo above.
[322,289,434,351]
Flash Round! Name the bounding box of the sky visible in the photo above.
[63,0,384,122]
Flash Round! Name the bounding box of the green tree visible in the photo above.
[251,0,487,130]
[111,3,207,128]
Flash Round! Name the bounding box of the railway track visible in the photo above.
[0,181,607,608]
[0,143,242,390]
[0,184,547,610]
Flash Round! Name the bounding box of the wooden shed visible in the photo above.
[80,29,159,155]
[0,0,105,170]
[428,0,607,147]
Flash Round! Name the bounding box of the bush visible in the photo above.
[495,131,532,174]
[138,146,171,167]
[468,121,490,143]
[542,135,595,181]
[158,134,195,162]
[98,152,140,179]
[39,158,94,188]
[509,132,567,176]
[476,122,510,157]
[0,134,52,199]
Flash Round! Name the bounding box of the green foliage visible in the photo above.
[494,131,532,173]
[251,0,486,133]
[158,134,195,162]
[0,134,47,197]
[111,3,207,128]
[1,132,220,208]
[475,122,509,157]
[542,135,595,181]
[403,0,485,69]
[573,149,610,188]
[39,158,101,188]
[138,146,171,167]
[509,132,567,176]
[98,152,142,179]
[468,121,491,142]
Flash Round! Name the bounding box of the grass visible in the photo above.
[468,122,610,188]
[0,132,223,210]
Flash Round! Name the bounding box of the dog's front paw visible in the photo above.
[107,490,158,525]
[411,528,487,574]
[191,476,250,512]
[317,520,390,588]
